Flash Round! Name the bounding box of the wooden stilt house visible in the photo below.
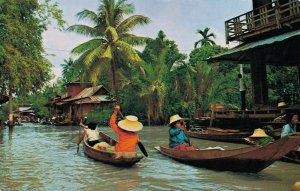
[210,0,300,106]
[205,0,300,129]
[45,81,115,125]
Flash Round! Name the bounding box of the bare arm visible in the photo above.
[79,119,88,129]
[77,130,87,145]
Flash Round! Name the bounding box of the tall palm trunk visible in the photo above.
[110,58,118,99]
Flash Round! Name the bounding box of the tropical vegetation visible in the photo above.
[0,0,64,122]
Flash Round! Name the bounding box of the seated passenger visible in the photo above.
[247,128,274,146]
[281,114,299,138]
[77,121,100,147]
[168,114,197,150]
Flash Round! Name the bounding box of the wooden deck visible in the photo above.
[225,0,300,43]
[192,105,300,130]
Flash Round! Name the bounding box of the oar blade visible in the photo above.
[138,142,148,157]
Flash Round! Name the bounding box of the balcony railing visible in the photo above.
[225,0,300,43]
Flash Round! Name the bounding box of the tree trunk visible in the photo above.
[111,58,118,100]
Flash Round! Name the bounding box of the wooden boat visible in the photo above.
[53,119,71,126]
[243,137,300,164]
[83,132,143,167]
[188,127,252,143]
[155,136,300,173]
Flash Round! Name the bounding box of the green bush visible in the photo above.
[87,108,112,126]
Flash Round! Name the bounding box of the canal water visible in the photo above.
[0,123,299,191]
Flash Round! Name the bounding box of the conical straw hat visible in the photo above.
[118,115,143,132]
[277,102,287,108]
[169,114,184,125]
[249,128,269,138]
[291,182,300,191]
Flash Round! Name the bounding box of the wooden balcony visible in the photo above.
[225,0,300,43]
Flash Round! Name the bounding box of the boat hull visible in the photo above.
[156,136,300,173]
[83,132,143,167]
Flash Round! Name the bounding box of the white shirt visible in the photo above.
[239,78,246,91]
[86,129,100,141]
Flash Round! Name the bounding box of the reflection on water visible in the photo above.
[0,124,299,191]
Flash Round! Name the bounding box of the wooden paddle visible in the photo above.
[118,110,148,157]
[183,123,191,146]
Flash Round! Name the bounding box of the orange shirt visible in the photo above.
[109,112,139,152]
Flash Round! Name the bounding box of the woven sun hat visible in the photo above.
[169,114,184,125]
[249,128,269,138]
[117,115,143,132]
[277,102,287,108]
[291,182,300,191]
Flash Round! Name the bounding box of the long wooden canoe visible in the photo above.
[155,136,300,173]
[83,132,143,167]
[187,128,252,143]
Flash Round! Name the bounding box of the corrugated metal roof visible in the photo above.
[63,85,108,102]
[209,29,300,65]
[75,95,115,104]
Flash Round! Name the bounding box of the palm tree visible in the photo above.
[140,50,168,125]
[170,59,196,101]
[119,48,168,126]
[194,27,216,48]
[67,0,150,95]
[61,58,80,83]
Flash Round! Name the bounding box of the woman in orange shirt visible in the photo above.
[109,105,143,158]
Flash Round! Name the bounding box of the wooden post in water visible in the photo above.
[8,94,14,128]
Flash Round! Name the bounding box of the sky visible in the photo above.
[42,0,252,82]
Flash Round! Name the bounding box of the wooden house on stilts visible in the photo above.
[45,81,115,126]
[207,0,300,129]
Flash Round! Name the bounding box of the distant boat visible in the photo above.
[82,132,143,167]
[155,136,300,173]
[52,117,71,126]
[188,127,252,143]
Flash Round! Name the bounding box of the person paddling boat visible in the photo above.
[168,114,198,150]
[109,105,144,158]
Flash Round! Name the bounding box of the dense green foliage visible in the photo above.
[0,0,65,121]
[267,66,299,104]
[0,0,64,96]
